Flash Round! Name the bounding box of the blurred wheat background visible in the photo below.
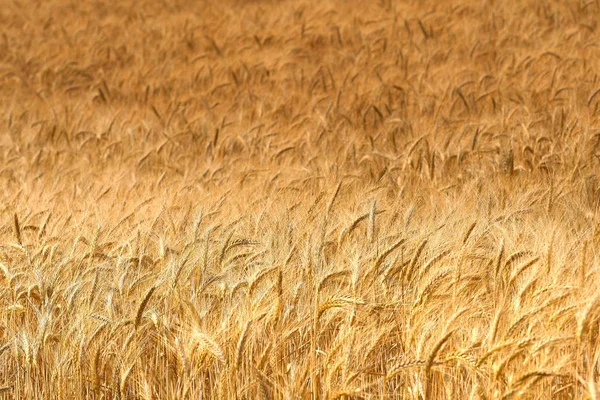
[1,0,600,398]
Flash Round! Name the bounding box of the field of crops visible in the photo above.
[1,0,600,398]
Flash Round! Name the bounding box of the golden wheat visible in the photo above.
[0,0,600,398]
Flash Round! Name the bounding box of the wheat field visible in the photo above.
[1,0,600,398]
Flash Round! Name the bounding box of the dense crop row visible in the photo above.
[1,0,600,398]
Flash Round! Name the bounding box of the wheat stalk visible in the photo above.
[134,286,156,330]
